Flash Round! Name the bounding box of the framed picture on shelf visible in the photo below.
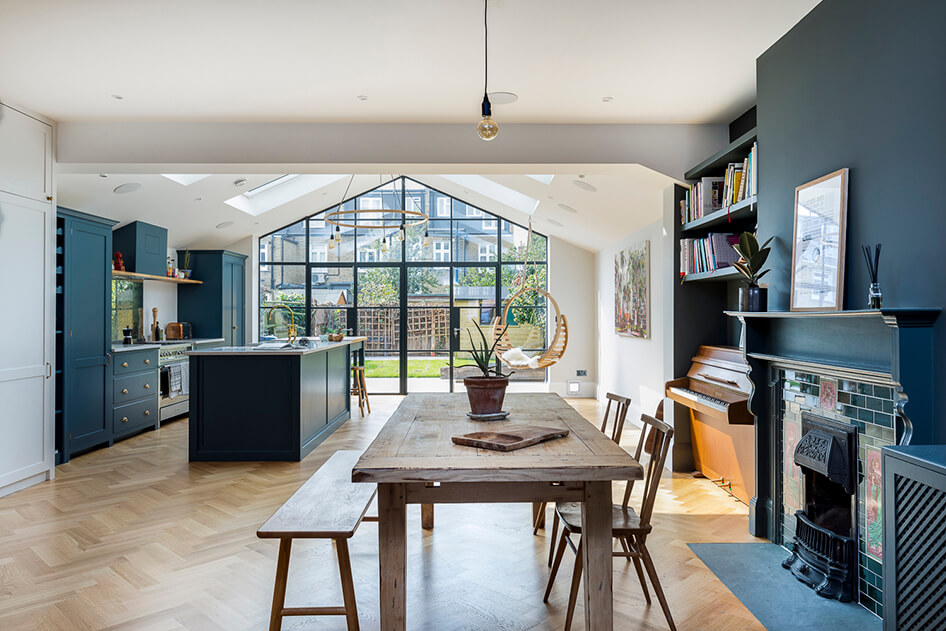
[790,168,849,311]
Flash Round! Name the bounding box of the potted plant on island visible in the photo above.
[324,312,345,342]
[459,320,513,417]
[732,231,773,312]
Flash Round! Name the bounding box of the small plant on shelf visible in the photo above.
[732,231,773,312]
[180,250,192,279]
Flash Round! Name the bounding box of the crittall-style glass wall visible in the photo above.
[258,177,547,394]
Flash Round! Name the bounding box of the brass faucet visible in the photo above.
[266,303,298,345]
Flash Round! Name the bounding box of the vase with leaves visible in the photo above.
[459,320,512,417]
[180,249,192,279]
[732,232,773,312]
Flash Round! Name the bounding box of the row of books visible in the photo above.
[680,233,741,276]
[680,141,758,224]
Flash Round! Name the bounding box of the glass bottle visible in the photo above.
[868,283,883,309]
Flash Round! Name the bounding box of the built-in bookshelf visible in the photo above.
[667,109,759,473]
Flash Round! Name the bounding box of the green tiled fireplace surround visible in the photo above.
[777,367,895,618]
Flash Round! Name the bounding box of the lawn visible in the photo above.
[364,357,475,378]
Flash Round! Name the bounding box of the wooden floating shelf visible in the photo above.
[684,128,757,180]
[112,270,202,285]
[682,267,743,283]
[682,196,757,232]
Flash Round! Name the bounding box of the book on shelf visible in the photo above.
[679,233,740,277]
[680,141,758,224]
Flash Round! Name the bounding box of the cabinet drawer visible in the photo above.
[113,349,157,376]
[113,372,157,404]
[113,398,157,435]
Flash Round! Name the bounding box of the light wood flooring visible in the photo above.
[0,397,766,630]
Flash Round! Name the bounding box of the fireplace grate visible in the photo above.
[893,474,946,630]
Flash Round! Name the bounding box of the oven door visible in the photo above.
[159,361,190,420]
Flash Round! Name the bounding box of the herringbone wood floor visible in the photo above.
[0,397,765,630]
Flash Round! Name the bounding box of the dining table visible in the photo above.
[352,392,644,631]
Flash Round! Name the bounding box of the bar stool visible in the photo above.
[351,365,370,416]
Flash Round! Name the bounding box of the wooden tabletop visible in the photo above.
[353,393,642,484]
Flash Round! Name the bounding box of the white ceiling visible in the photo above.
[56,167,675,253]
[2,0,819,124]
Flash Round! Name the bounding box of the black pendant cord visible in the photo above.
[483,0,488,97]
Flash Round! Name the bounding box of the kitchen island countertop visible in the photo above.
[187,336,367,357]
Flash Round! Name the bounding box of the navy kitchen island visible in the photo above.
[187,337,365,461]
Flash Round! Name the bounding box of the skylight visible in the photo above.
[526,174,555,185]
[224,174,347,216]
[440,175,540,215]
[161,174,211,186]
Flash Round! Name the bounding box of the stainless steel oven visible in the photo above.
[158,342,191,421]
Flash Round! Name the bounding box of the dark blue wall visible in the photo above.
[757,0,946,440]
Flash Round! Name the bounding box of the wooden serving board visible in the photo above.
[451,425,570,452]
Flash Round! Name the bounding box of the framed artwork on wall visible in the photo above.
[790,168,849,311]
[614,240,650,338]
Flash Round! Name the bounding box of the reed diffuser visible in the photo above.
[862,243,882,309]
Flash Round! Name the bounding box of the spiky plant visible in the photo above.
[461,319,512,378]
[732,232,773,287]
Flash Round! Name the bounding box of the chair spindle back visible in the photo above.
[622,409,674,530]
[600,393,631,445]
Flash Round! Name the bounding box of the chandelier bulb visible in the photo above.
[398,225,406,242]
[423,229,431,248]
[381,236,389,254]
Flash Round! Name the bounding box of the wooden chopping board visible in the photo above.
[451,425,570,452]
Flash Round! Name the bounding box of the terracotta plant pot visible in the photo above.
[463,376,509,415]
[327,333,344,342]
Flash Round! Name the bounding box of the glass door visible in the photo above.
[451,265,498,392]
[356,266,401,393]
[406,266,450,392]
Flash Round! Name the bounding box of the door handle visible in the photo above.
[144,384,151,389]
[46,362,52,379]
[106,353,111,367]
[453,328,461,335]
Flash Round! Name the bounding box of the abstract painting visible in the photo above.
[615,240,650,338]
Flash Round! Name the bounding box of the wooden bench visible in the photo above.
[257,450,377,631]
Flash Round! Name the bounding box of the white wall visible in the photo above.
[548,237,596,397]
[595,214,670,425]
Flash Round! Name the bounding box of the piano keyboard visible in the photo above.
[668,387,730,411]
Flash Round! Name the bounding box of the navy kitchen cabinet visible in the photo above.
[177,250,246,346]
[56,207,116,461]
[113,221,168,276]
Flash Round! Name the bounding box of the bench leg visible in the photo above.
[335,538,360,631]
[269,538,292,631]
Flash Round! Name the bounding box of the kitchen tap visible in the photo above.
[266,304,298,345]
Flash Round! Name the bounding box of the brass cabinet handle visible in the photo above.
[144,384,151,389]
[106,353,111,367]
[121,417,128,423]
[144,359,151,365]
[233,325,238,330]
[144,410,150,416]
[121,388,128,394]
[122,362,128,368]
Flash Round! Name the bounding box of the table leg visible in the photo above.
[581,480,613,631]
[532,501,546,529]
[421,503,434,530]
[378,483,406,631]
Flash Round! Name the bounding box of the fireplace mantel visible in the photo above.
[725,308,939,539]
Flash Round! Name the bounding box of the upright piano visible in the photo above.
[665,345,754,504]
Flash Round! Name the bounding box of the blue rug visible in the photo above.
[688,543,881,631]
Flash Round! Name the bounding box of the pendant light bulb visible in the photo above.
[423,229,431,248]
[381,236,389,254]
[476,95,499,141]
[328,237,336,250]
[398,225,406,242]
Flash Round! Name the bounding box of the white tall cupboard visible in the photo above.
[0,102,55,497]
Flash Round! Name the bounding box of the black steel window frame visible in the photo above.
[259,176,547,394]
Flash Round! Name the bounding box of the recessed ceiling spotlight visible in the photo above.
[113,182,141,194]
[110,94,124,100]
[99,174,108,178]
[215,221,234,229]
[546,218,564,227]
[233,178,247,187]
[557,203,578,214]
[573,179,597,192]
[601,96,614,103]
[357,95,368,101]
[488,91,518,105]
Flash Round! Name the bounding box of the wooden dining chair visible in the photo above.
[543,406,676,631]
[535,393,631,543]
